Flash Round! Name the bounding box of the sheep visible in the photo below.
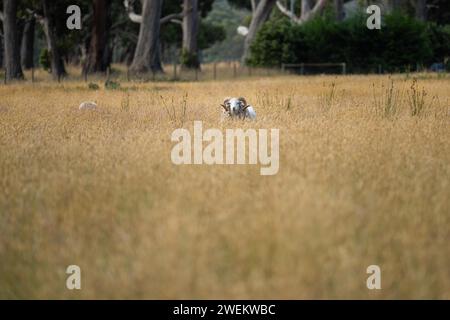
[221,97,256,120]
[79,101,97,110]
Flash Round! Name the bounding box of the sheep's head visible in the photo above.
[221,97,249,118]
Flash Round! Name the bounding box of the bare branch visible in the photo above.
[123,0,189,25]
[160,12,185,25]
[309,0,327,18]
[276,0,328,24]
[124,0,142,24]
[276,1,301,23]
[168,19,183,25]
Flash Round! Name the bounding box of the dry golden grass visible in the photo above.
[0,71,449,299]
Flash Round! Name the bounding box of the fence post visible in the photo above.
[342,63,346,75]
[173,62,177,80]
[106,66,111,83]
[300,63,304,75]
[195,68,198,81]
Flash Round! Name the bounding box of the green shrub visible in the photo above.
[88,83,100,90]
[180,49,200,69]
[249,14,440,73]
[39,49,51,72]
[427,23,450,64]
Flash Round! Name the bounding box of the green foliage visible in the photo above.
[249,13,445,73]
[199,21,226,50]
[381,13,432,72]
[180,49,200,69]
[426,23,450,63]
[105,81,121,90]
[88,83,100,90]
[246,18,300,67]
[202,0,248,62]
[39,49,51,72]
[227,0,252,11]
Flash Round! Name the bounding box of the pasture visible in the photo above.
[0,71,449,299]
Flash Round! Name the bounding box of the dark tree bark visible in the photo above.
[42,0,66,80]
[83,0,111,74]
[3,0,24,80]
[0,28,3,68]
[242,0,277,64]
[334,0,344,21]
[21,17,35,69]
[181,0,200,69]
[415,0,427,21]
[130,0,163,73]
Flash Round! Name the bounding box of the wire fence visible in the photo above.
[1,61,441,84]
[0,61,287,84]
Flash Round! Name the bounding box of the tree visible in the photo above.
[2,0,24,80]
[129,0,163,73]
[428,0,450,25]
[83,0,111,74]
[41,0,66,79]
[160,0,216,65]
[21,15,35,69]
[181,0,200,69]
[275,0,328,24]
[415,0,427,21]
[124,0,188,73]
[0,26,3,68]
[334,0,344,21]
[242,0,277,64]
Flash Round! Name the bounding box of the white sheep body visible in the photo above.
[79,101,97,110]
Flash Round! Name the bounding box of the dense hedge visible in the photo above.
[248,14,450,73]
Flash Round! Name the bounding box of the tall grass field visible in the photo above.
[0,72,449,299]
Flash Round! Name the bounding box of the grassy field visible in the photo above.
[0,71,449,299]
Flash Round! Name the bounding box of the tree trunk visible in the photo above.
[334,0,344,21]
[181,0,200,69]
[242,0,277,65]
[0,29,4,68]
[3,0,24,80]
[21,17,35,70]
[130,0,163,74]
[42,0,66,80]
[415,0,427,21]
[83,0,111,74]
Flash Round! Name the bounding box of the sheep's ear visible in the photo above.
[238,97,247,106]
[222,98,231,112]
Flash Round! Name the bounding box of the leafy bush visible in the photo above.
[426,23,450,64]
[39,49,51,72]
[249,13,446,73]
[180,49,200,69]
[88,83,100,90]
